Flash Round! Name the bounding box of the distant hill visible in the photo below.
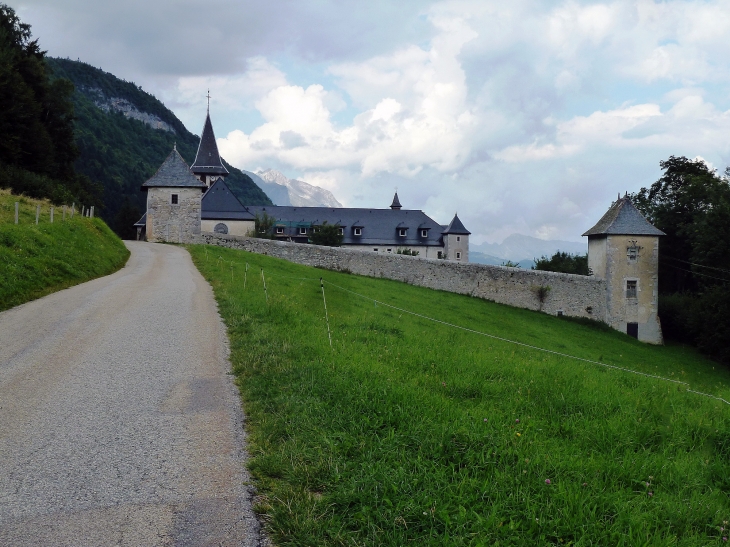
[248,169,343,207]
[46,58,272,237]
[470,233,586,268]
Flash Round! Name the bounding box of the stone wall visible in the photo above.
[194,233,607,320]
[146,187,202,243]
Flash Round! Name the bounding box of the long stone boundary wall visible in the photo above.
[195,233,607,321]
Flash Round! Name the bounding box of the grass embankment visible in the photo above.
[189,245,730,546]
[0,189,130,311]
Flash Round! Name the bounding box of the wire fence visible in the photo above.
[215,254,730,407]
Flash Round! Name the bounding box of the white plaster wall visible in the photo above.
[201,219,255,237]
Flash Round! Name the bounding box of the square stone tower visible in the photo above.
[442,213,470,262]
[583,195,665,344]
[141,147,207,243]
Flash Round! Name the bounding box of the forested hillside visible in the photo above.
[0,5,99,207]
[47,58,272,238]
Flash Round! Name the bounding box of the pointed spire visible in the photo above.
[190,107,229,178]
[443,213,471,235]
[390,191,402,210]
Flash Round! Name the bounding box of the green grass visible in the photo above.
[0,189,130,311]
[188,244,730,546]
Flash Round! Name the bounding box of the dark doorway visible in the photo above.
[627,322,638,339]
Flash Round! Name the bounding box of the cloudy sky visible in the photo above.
[13,0,730,244]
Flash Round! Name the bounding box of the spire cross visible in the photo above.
[206,89,211,112]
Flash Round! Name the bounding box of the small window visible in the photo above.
[214,223,228,234]
[557,310,564,317]
[627,246,638,262]
[338,227,344,235]
[456,252,461,260]
[421,229,428,238]
[437,251,443,259]
[626,280,637,298]
[171,194,179,205]
[299,227,307,235]
[387,248,392,253]
[456,236,460,242]
[398,228,407,237]
[276,226,285,235]
[373,248,378,252]
[354,227,362,236]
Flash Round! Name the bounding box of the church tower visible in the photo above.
[583,194,665,344]
[190,92,229,187]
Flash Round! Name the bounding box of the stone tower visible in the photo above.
[442,213,470,262]
[142,147,207,243]
[190,104,229,187]
[583,194,665,344]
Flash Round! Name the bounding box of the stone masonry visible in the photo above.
[194,233,607,320]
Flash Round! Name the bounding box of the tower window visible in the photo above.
[627,245,639,262]
[456,236,461,242]
[171,194,179,205]
[456,252,462,260]
[626,280,637,298]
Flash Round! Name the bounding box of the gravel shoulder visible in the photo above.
[0,241,262,546]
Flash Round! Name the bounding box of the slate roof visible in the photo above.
[201,178,255,220]
[390,192,402,209]
[243,205,449,246]
[141,148,207,189]
[442,213,471,235]
[190,112,229,176]
[582,196,665,237]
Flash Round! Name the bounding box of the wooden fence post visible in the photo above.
[71,203,75,218]
[15,202,18,224]
[35,205,40,225]
[50,207,54,223]
[90,205,94,218]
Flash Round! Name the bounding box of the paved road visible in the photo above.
[0,242,262,546]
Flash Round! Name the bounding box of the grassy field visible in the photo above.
[188,244,730,546]
[0,189,130,311]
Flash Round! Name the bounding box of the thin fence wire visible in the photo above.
[320,278,333,349]
[321,279,730,407]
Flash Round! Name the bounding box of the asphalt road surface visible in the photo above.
[0,242,263,546]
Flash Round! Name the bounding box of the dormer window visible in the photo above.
[354,228,362,236]
[299,227,307,235]
[171,194,179,205]
[338,227,344,235]
[276,226,285,235]
[421,229,428,238]
[398,228,407,237]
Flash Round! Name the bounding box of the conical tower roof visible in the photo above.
[390,192,402,209]
[191,111,229,176]
[443,213,470,235]
[582,195,665,236]
[142,147,206,189]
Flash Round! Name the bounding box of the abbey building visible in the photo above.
[138,109,470,261]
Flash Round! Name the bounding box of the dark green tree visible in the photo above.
[309,221,343,247]
[0,4,100,205]
[631,156,730,363]
[253,212,276,239]
[112,197,141,240]
[533,251,588,275]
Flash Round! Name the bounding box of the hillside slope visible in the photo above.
[190,244,730,546]
[46,58,272,237]
[0,189,129,310]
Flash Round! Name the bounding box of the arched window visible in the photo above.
[214,223,229,234]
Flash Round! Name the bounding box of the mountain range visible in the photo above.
[469,234,587,268]
[245,169,342,207]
